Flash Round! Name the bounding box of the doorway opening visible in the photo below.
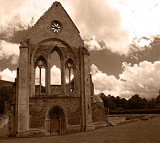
[46,106,66,135]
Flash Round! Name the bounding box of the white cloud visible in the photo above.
[134,38,153,48]
[0,40,19,64]
[91,61,160,99]
[84,38,102,51]
[108,0,160,40]
[119,61,160,98]
[50,65,61,85]
[81,0,160,54]
[0,0,54,31]
[0,0,130,55]
[0,68,16,82]
[70,0,129,55]
[1,0,159,55]
[91,64,123,96]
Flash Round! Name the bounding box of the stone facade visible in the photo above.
[9,1,107,137]
[29,98,81,129]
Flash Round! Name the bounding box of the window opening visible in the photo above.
[35,59,46,94]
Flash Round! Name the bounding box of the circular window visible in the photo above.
[51,20,62,33]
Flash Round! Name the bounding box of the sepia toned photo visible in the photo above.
[0,0,160,143]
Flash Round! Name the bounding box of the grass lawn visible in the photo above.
[0,115,160,143]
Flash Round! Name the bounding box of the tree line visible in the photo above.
[99,93,160,111]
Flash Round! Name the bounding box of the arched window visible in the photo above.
[50,46,62,95]
[50,51,61,85]
[65,58,75,93]
[35,56,47,94]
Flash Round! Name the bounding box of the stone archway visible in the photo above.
[45,106,66,135]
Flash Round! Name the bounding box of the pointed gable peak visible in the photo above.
[25,1,83,48]
[50,1,79,32]
[51,1,61,8]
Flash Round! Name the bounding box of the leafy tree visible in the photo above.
[99,93,117,110]
[107,97,116,110]
[148,98,156,109]
[156,95,160,109]
[99,92,160,111]
[0,85,13,114]
[125,94,148,109]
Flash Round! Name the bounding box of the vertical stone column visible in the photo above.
[83,51,93,130]
[79,47,85,131]
[15,68,19,134]
[61,58,65,96]
[90,74,94,102]
[46,60,50,95]
[17,41,29,137]
[32,67,35,96]
[73,62,78,96]
[80,47,93,132]
[30,62,34,97]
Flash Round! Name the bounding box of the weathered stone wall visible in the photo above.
[91,102,107,123]
[29,97,81,130]
[50,85,61,95]
[25,2,83,50]
[13,1,108,136]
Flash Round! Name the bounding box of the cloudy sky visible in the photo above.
[1,0,160,99]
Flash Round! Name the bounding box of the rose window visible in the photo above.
[51,20,62,33]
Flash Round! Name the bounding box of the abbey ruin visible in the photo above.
[9,1,107,137]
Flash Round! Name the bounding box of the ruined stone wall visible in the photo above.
[13,1,109,136]
[30,42,81,98]
[25,2,83,50]
[29,97,81,130]
[50,85,61,95]
[91,102,107,123]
